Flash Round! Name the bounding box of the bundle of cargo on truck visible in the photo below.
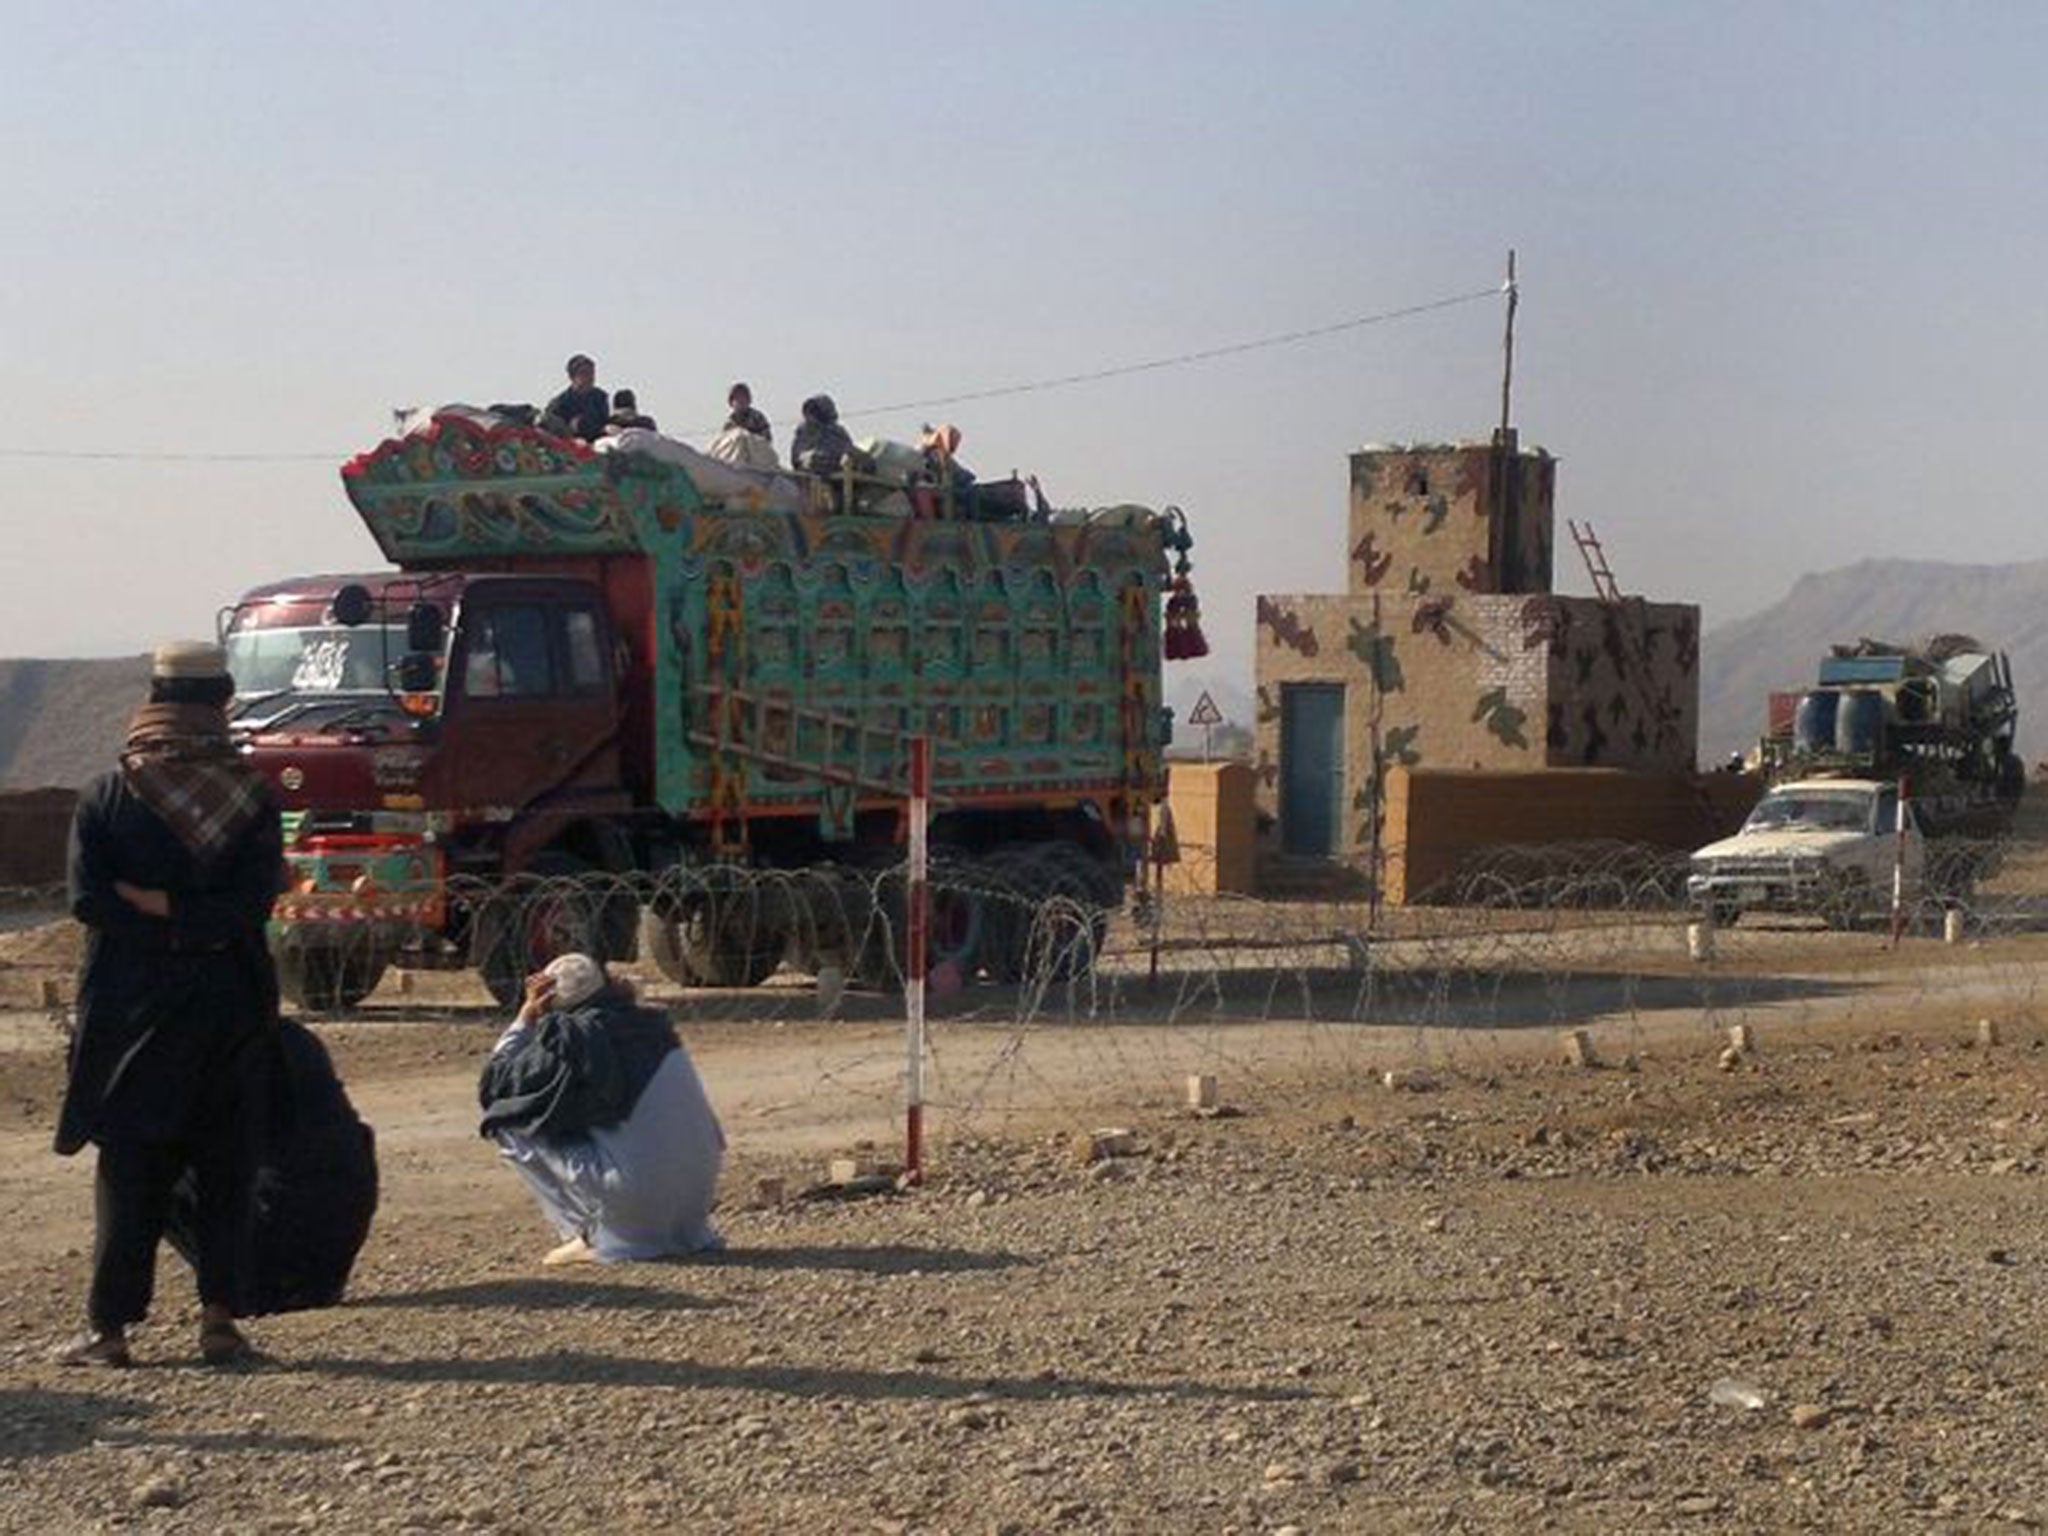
[1758,634,2022,837]
[225,410,1204,1009]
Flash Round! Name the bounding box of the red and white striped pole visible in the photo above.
[1889,772,1909,948]
[903,736,931,1185]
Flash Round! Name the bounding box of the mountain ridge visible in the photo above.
[1700,557,2048,761]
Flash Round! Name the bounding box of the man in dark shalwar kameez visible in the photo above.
[54,641,283,1369]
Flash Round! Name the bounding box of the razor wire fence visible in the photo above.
[6,837,2048,1146]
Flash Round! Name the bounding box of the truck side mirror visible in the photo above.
[333,583,375,627]
[405,602,445,654]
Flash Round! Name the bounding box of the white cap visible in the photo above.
[152,640,229,680]
[542,953,607,1010]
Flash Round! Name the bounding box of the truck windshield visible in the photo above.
[226,625,415,697]
[1744,792,1875,834]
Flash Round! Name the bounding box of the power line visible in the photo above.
[835,283,1505,422]
[0,280,1507,465]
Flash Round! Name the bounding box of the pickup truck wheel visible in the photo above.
[473,852,604,1009]
[277,944,389,1013]
[1819,873,1869,931]
[1706,899,1741,930]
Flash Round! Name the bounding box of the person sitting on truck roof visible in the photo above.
[479,955,724,1266]
[791,394,874,479]
[541,355,610,443]
[725,383,772,441]
[604,389,657,434]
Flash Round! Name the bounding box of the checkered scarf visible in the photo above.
[121,701,267,861]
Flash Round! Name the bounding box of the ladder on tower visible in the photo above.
[1566,519,1682,754]
[1568,518,1623,605]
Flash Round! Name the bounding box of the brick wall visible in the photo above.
[1346,442,1555,601]
[1383,766,1759,904]
[1160,761,1257,895]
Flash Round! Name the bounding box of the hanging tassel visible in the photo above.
[1164,572,1209,660]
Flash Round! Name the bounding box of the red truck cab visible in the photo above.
[226,569,634,1006]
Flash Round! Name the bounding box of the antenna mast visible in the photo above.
[1499,248,1518,436]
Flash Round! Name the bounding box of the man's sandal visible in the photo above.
[55,1331,132,1369]
[199,1320,255,1368]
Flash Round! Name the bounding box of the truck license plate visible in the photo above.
[1739,884,1769,904]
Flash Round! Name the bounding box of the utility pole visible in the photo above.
[1493,249,1523,590]
[1499,249,1518,437]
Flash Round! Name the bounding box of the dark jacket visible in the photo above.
[477,996,677,1143]
[58,769,283,1155]
[166,1019,378,1315]
[792,418,860,476]
[544,384,611,442]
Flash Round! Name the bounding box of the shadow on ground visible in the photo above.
[351,1277,729,1313]
[0,1386,332,1461]
[293,1350,1311,1406]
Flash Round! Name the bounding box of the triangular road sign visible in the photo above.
[1187,691,1224,727]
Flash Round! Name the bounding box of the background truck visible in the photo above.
[1758,636,2023,836]
[1688,777,1924,927]
[223,411,1197,1009]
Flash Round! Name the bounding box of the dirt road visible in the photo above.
[1,939,2046,1533]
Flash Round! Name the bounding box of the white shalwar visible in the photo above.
[490,1023,726,1261]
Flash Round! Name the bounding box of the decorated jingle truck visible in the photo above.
[222,411,1204,1009]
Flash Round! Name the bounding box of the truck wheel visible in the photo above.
[976,846,1045,985]
[1819,873,1869,931]
[472,851,604,1009]
[783,867,866,977]
[648,874,791,989]
[277,944,389,1013]
[1706,899,1741,930]
[1015,841,1114,984]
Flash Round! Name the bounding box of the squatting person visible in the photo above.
[55,641,282,1368]
[479,954,725,1265]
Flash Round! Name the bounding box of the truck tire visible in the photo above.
[1001,841,1114,985]
[976,846,1046,985]
[472,850,605,1010]
[277,944,389,1014]
[1819,871,1870,931]
[645,874,790,989]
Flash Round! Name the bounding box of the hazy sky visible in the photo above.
[4,1,2044,699]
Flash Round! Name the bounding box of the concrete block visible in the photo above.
[828,1147,895,1184]
[1977,1017,2001,1048]
[1727,1023,1755,1056]
[1186,1074,1219,1111]
[1687,922,1714,962]
[396,969,416,996]
[1559,1029,1598,1069]
[1944,909,1965,945]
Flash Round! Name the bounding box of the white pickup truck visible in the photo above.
[1688,778,1923,927]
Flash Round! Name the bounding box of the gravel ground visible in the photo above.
[0,981,2045,1535]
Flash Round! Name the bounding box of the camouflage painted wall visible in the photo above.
[1253,590,1700,859]
[1253,591,1553,857]
[1346,442,1555,602]
[1536,596,1700,774]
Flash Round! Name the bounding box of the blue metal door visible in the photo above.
[1280,683,1345,856]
